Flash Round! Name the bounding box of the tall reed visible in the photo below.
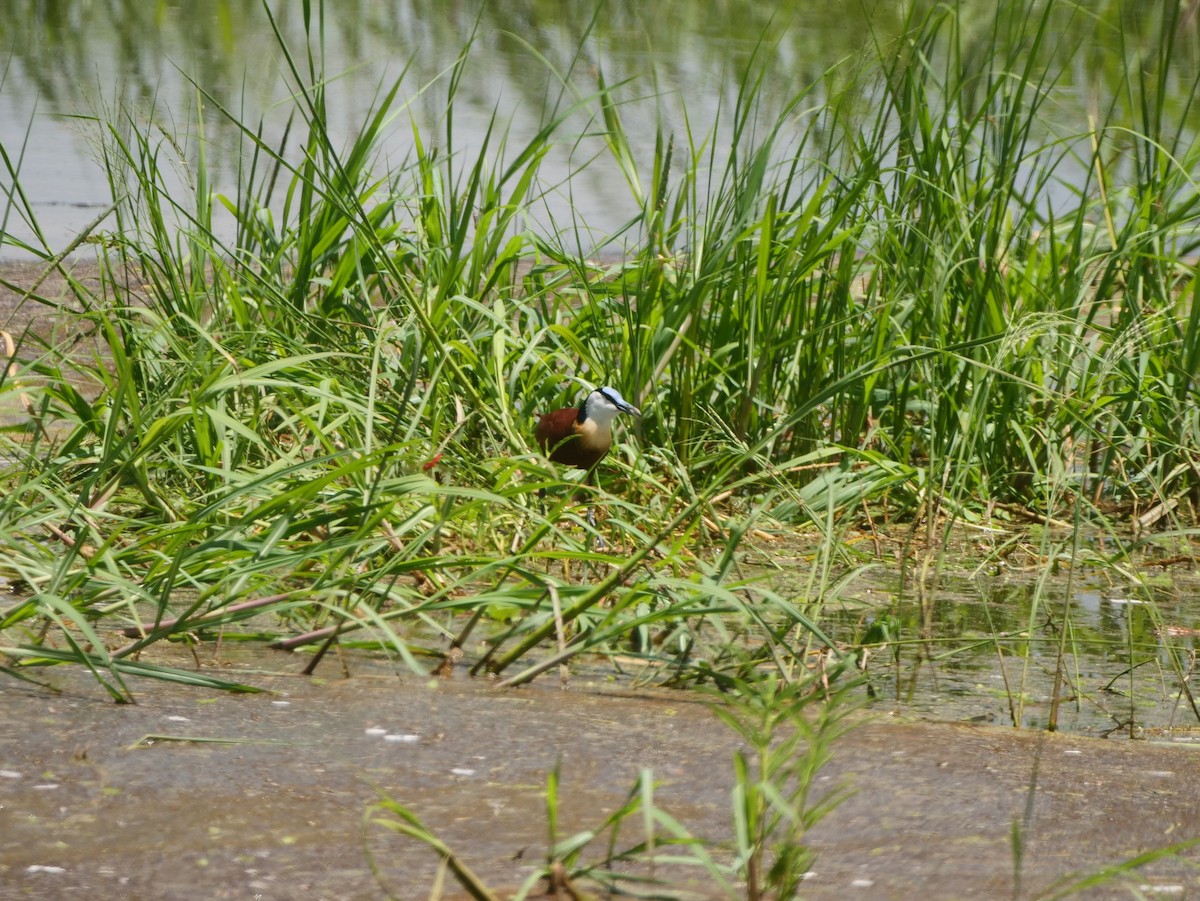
[1,0,1198,698]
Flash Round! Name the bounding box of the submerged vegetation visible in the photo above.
[0,0,1199,726]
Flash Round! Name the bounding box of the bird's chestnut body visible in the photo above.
[535,387,640,472]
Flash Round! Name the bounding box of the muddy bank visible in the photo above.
[2,657,1199,900]
[0,259,107,337]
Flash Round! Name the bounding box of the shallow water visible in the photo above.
[3,527,1200,741]
[811,557,1200,737]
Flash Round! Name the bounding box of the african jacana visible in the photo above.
[535,386,641,527]
[536,386,640,469]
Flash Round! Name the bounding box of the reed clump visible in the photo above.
[1,0,1198,700]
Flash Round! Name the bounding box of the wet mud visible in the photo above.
[2,653,1200,900]
[1,259,106,337]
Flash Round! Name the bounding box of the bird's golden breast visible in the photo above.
[572,417,611,450]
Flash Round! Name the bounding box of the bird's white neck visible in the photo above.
[583,392,620,430]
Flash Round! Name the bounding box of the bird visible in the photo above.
[536,386,641,469]
[535,386,641,528]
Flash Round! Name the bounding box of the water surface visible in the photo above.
[1,0,1196,257]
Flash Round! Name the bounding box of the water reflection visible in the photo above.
[832,572,1200,736]
[1,0,1198,256]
